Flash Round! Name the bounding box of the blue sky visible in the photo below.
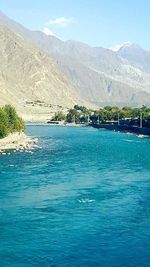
[0,0,150,49]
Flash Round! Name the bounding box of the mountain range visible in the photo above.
[0,10,150,120]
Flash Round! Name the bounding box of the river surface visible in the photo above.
[0,125,150,267]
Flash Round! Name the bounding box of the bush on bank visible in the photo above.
[0,105,25,139]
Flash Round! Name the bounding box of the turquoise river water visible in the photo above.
[0,125,150,267]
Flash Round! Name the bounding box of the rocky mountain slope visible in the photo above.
[42,40,150,106]
[0,27,85,121]
[114,42,150,72]
[0,10,150,107]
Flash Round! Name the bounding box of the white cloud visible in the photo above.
[46,17,74,27]
[43,27,56,37]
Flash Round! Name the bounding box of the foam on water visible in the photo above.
[78,198,96,203]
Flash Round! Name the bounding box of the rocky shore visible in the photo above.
[0,132,38,154]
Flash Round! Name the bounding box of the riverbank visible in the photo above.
[47,122,86,127]
[0,132,38,153]
[90,123,150,136]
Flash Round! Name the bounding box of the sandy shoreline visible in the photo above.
[0,132,38,153]
[0,123,85,154]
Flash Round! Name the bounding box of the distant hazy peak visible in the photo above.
[65,39,92,48]
[110,41,133,52]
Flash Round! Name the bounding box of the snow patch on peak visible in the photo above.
[43,27,56,37]
[111,41,133,52]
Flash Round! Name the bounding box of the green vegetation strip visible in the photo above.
[0,105,24,139]
[50,105,150,124]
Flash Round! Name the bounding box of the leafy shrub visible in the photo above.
[0,105,25,139]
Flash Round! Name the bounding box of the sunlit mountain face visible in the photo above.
[1,10,150,107]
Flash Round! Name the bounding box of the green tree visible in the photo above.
[0,123,8,138]
[51,111,66,121]
[66,109,80,123]
[0,105,24,139]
